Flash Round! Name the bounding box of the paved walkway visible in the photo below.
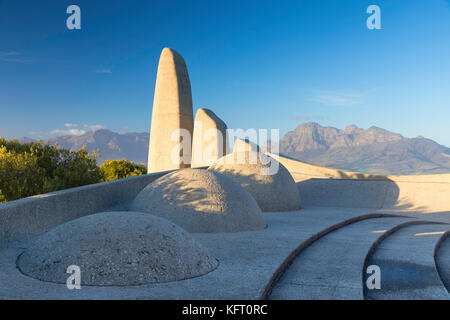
[269,217,414,299]
[436,235,450,293]
[0,206,449,299]
[365,224,450,300]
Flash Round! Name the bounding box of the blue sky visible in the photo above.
[1,0,449,146]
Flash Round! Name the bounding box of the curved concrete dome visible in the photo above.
[17,211,218,286]
[130,169,266,233]
[208,151,301,212]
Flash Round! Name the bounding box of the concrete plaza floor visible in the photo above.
[1,206,448,299]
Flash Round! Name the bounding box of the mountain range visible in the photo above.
[275,122,450,175]
[18,123,450,175]
[21,129,149,165]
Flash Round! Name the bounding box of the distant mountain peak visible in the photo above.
[279,122,450,175]
[45,129,149,164]
[344,124,359,133]
[14,123,450,175]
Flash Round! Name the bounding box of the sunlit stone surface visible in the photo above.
[191,108,229,168]
[209,140,301,212]
[131,169,266,233]
[18,211,218,286]
[147,48,194,173]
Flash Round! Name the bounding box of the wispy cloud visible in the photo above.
[291,115,326,121]
[0,51,20,56]
[50,128,86,136]
[28,131,45,139]
[49,124,106,137]
[64,123,79,128]
[305,88,376,107]
[0,51,32,63]
[308,91,362,107]
[84,124,106,131]
[94,69,112,74]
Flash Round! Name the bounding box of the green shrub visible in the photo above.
[0,138,102,203]
[99,159,147,182]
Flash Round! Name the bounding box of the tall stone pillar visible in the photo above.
[147,48,194,173]
[191,108,229,168]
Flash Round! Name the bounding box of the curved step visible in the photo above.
[364,224,450,300]
[436,234,450,293]
[268,217,413,300]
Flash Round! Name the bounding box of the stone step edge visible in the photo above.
[362,221,448,299]
[259,213,407,300]
[434,230,450,294]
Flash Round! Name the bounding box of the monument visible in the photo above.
[209,139,301,212]
[191,108,229,168]
[131,169,266,233]
[147,48,194,173]
[18,211,218,286]
[1,48,449,301]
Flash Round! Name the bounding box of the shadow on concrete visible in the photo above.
[296,178,450,218]
[296,177,401,210]
[146,172,223,212]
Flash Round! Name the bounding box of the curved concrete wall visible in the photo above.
[268,153,450,213]
[1,152,449,245]
[0,171,171,245]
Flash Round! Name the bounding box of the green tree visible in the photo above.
[0,138,102,203]
[99,159,147,182]
[0,145,44,203]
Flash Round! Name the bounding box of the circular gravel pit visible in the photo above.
[17,211,218,286]
[130,169,266,233]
